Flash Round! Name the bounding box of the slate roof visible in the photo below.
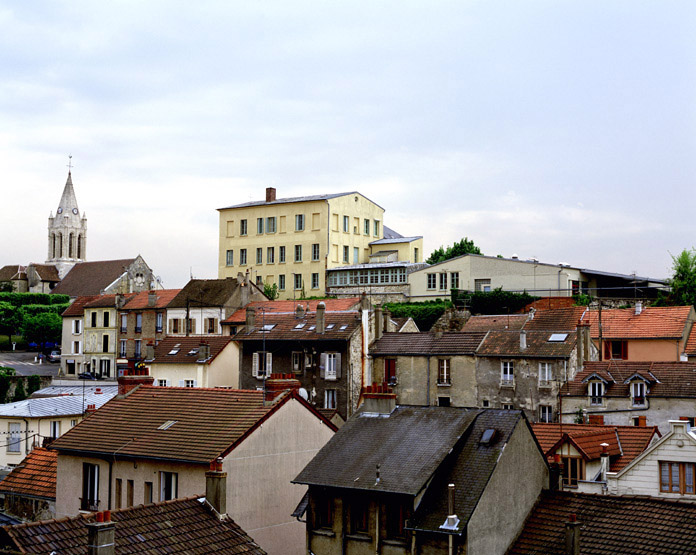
[152,336,234,364]
[121,289,181,310]
[218,191,383,211]
[168,278,241,308]
[581,306,693,339]
[0,265,26,282]
[370,332,487,356]
[407,410,523,534]
[369,236,422,245]
[531,423,660,472]
[31,384,118,398]
[51,259,137,296]
[562,361,696,399]
[523,306,587,331]
[61,295,100,317]
[294,406,482,495]
[382,225,403,239]
[508,490,696,555]
[461,314,528,332]
[233,312,360,342]
[0,448,57,500]
[49,387,332,464]
[0,390,114,418]
[476,330,576,358]
[1,496,266,554]
[223,298,362,324]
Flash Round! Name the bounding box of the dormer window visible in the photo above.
[589,381,604,406]
[631,381,646,406]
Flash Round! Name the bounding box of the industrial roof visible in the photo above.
[0,390,114,418]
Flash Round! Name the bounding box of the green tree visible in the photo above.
[426,237,482,265]
[667,249,696,307]
[21,312,62,347]
[0,301,21,346]
[0,282,13,292]
[263,282,279,301]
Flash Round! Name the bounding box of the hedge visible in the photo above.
[383,301,452,331]
[0,292,70,307]
[19,303,71,317]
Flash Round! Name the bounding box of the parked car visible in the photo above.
[78,372,97,380]
[47,350,61,363]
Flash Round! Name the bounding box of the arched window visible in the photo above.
[77,235,82,259]
[58,234,63,258]
[51,234,56,258]
[69,233,74,258]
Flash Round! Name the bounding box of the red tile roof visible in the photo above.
[582,306,694,339]
[524,306,587,331]
[562,361,696,399]
[460,314,528,332]
[523,297,577,312]
[685,327,696,355]
[51,259,138,296]
[532,423,659,472]
[233,311,360,342]
[121,289,181,310]
[83,293,136,309]
[152,336,234,364]
[49,387,333,464]
[476,330,576,358]
[509,490,696,555]
[61,295,100,317]
[3,496,266,554]
[223,298,362,324]
[0,448,57,499]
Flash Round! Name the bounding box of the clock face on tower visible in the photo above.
[57,207,63,214]
[72,208,78,215]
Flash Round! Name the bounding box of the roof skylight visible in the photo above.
[157,420,177,430]
[168,344,181,355]
[548,333,568,342]
[294,323,306,330]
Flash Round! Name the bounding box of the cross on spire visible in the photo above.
[67,155,73,172]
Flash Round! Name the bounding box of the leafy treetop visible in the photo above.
[656,248,696,307]
[426,237,482,265]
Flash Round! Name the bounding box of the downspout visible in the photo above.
[22,418,30,455]
[375,501,380,554]
[449,534,453,555]
[108,457,114,510]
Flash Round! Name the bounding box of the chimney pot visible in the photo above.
[375,305,383,340]
[520,329,527,350]
[565,514,581,555]
[103,510,111,522]
[635,301,643,315]
[265,187,276,202]
[96,512,103,523]
[206,459,228,518]
[317,302,326,334]
[246,307,256,331]
[148,291,157,307]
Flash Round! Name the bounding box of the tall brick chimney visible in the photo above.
[361,383,396,415]
[246,307,256,332]
[87,511,115,555]
[265,373,301,402]
[375,305,383,340]
[565,514,581,555]
[316,302,326,334]
[205,458,227,518]
[266,187,276,202]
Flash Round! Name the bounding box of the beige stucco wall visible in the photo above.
[409,255,590,301]
[60,316,85,376]
[372,354,477,407]
[83,307,117,376]
[608,421,696,500]
[0,415,79,468]
[218,194,385,299]
[148,343,240,388]
[369,238,424,263]
[224,399,335,555]
[466,419,548,555]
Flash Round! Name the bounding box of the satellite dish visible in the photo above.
[298,387,309,401]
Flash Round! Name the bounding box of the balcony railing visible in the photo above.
[632,396,645,406]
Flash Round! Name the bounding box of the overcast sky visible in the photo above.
[2,1,694,288]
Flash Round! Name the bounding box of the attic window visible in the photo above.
[157,420,177,430]
[480,429,497,446]
[294,323,306,330]
[187,348,199,356]
[339,325,348,331]
[308,325,316,331]
[548,333,568,342]
[168,344,181,355]
[261,324,276,331]
[326,324,335,330]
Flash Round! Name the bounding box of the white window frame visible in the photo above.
[539,362,551,385]
[343,246,349,263]
[296,214,305,231]
[119,339,127,358]
[226,249,234,266]
[73,319,81,334]
[7,423,20,453]
[160,471,178,501]
[279,246,286,263]
[279,275,286,290]
[325,389,337,409]
[240,249,247,265]
[267,247,275,264]
[156,312,163,333]
[240,219,247,236]
[439,273,447,290]
[50,420,61,439]
[325,353,338,380]
[295,245,302,262]
[266,216,276,233]
[256,248,263,265]
[427,274,436,290]
[589,381,604,405]
[312,243,320,261]
[539,405,553,423]
[252,351,273,379]
[343,215,349,232]
[501,361,514,385]
[294,274,303,290]
[438,359,451,385]
[632,381,646,406]
[312,273,319,289]
[257,217,264,234]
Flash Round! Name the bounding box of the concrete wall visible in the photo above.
[466,419,549,555]
[225,398,335,555]
[0,414,79,468]
[218,194,385,299]
[608,421,696,500]
[372,354,477,408]
[149,343,239,388]
[561,396,696,434]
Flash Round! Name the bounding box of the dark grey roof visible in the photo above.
[407,410,523,534]
[50,259,137,296]
[382,226,403,239]
[168,278,240,308]
[369,236,422,245]
[218,192,384,211]
[293,406,481,495]
[476,330,577,358]
[371,332,487,356]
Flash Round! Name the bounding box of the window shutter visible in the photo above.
[178,380,185,387]
[191,319,197,334]
[213,318,219,333]
[266,352,272,376]
[320,353,326,379]
[252,353,259,378]
[335,353,342,378]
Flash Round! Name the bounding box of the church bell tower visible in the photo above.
[47,161,87,279]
